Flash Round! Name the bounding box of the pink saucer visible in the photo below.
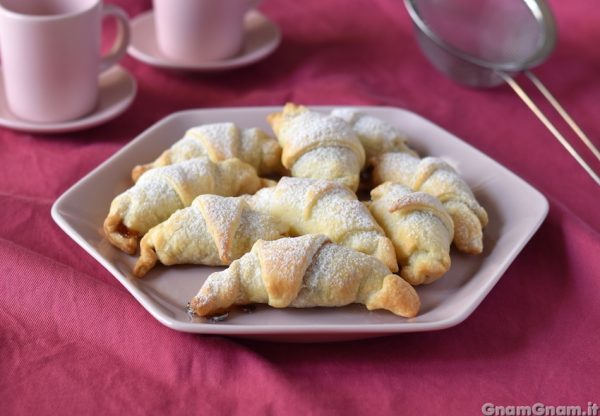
[127,10,281,71]
[0,65,136,134]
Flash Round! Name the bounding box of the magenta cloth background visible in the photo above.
[1,0,599,414]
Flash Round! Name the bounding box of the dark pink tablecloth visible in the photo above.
[1,0,599,414]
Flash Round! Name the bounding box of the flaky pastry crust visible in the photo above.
[371,152,488,254]
[267,103,365,191]
[369,182,454,285]
[189,235,420,317]
[247,176,398,272]
[134,195,288,277]
[103,157,269,254]
[131,123,283,181]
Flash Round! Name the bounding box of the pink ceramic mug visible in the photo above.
[0,0,130,123]
[153,0,261,63]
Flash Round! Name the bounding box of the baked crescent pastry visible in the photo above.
[134,195,288,277]
[189,234,420,318]
[267,103,366,191]
[371,152,488,254]
[247,176,398,272]
[368,182,454,285]
[330,108,417,159]
[131,123,283,181]
[104,157,269,255]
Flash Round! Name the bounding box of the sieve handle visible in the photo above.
[499,71,600,187]
[524,70,600,162]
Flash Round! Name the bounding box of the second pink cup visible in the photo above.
[153,0,262,64]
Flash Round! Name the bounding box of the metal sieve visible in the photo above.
[405,0,600,186]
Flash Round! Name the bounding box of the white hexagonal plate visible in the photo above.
[51,106,548,342]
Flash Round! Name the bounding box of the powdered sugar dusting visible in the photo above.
[277,108,363,167]
[239,128,262,169]
[315,192,380,239]
[168,135,208,163]
[292,242,389,307]
[198,195,242,248]
[330,108,360,124]
[374,182,446,213]
[121,175,182,233]
[291,146,362,187]
[274,177,331,215]
[279,110,356,147]
[255,177,384,247]
[373,152,419,185]
[303,243,355,292]
[117,158,217,233]
[371,182,412,201]
[414,157,482,214]
[258,235,325,270]
[192,268,237,312]
[241,209,287,240]
[295,146,349,164]
[256,235,327,303]
[187,200,210,238]
[331,108,413,157]
[188,122,239,160]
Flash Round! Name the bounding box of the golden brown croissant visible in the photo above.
[368,182,454,285]
[104,157,269,254]
[131,123,283,181]
[330,108,418,159]
[246,176,398,272]
[134,195,288,277]
[371,152,488,254]
[189,234,420,318]
[267,103,366,191]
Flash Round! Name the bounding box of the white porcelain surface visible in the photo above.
[0,0,130,123]
[153,0,259,63]
[0,65,136,134]
[128,10,281,71]
[51,106,548,342]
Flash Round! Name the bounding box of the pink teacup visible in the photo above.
[0,0,130,123]
[153,0,261,64]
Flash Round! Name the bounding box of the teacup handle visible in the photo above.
[99,4,131,73]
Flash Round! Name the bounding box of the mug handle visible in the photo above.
[99,4,131,73]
